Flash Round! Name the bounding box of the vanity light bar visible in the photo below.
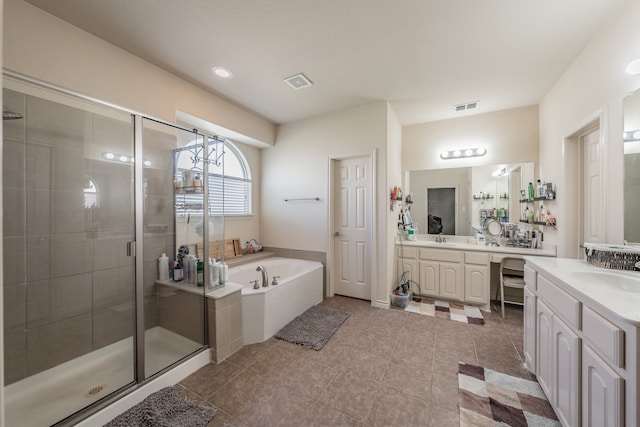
[440,147,486,160]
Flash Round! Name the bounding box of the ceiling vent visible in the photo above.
[454,101,479,112]
[284,73,313,90]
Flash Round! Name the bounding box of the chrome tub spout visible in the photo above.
[256,265,269,287]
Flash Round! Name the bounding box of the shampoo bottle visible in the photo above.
[158,253,169,281]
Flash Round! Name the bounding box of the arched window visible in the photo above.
[175,137,252,215]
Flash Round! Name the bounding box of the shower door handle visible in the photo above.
[127,241,136,257]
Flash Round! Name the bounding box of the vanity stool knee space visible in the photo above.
[496,257,525,318]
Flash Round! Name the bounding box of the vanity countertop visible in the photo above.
[396,237,556,257]
[524,256,640,326]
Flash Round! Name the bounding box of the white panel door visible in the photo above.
[583,128,604,244]
[334,156,372,300]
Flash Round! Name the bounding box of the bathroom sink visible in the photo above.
[572,271,640,293]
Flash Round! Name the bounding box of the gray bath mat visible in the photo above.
[275,305,350,350]
[104,386,215,427]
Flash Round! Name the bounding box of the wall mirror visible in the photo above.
[406,162,534,236]
[624,88,640,244]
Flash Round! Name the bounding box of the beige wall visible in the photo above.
[386,105,403,301]
[4,0,275,148]
[262,101,396,306]
[402,105,539,172]
[539,0,640,257]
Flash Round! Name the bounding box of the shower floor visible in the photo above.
[5,326,202,427]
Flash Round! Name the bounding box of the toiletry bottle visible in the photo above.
[173,265,183,282]
[190,255,197,284]
[209,258,220,287]
[196,259,204,287]
[158,253,169,281]
[220,261,229,284]
[527,182,534,201]
[536,179,542,198]
[185,255,194,284]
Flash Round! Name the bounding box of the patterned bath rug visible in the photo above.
[104,386,216,427]
[458,363,561,427]
[275,305,350,350]
[404,297,485,325]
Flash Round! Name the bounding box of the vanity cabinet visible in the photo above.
[582,344,624,427]
[396,246,418,289]
[553,314,581,427]
[464,252,489,305]
[534,285,580,427]
[395,244,502,309]
[525,259,633,427]
[418,249,463,300]
[523,286,536,372]
[536,298,554,400]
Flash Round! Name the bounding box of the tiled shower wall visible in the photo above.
[1,89,174,385]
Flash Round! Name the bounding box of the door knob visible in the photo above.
[333,231,341,237]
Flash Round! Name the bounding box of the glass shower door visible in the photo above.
[141,118,205,378]
[3,85,137,426]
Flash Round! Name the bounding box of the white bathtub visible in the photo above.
[228,257,324,345]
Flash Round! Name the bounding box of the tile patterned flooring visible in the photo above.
[177,296,531,426]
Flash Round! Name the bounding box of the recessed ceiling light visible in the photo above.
[212,66,233,79]
[626,58,640,75]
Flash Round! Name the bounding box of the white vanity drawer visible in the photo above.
[397,246,418,259]
[420,248,462,263]
[464,251,489,265]
[524,264,537,290]
[582,306,625,369]
[538,274,581,330]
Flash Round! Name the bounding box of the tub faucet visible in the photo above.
[256,265,269,287]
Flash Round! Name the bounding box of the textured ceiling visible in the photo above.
[25,0,627,125]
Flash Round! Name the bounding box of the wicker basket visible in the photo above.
[584,243,640,271]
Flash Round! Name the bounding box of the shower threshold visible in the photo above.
[5,326,201,427]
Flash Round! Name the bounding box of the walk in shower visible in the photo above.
[2,76,222,426]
